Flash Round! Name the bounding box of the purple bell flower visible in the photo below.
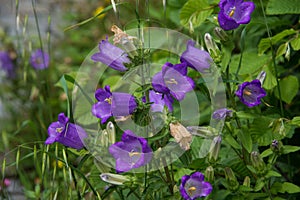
[109,130,153,173]
[91,85,137,124]
[180,172,213,200]
[212,108,232,120]
[30,49,49,70]
[46,113,87,149]
[0,51,15,78]
[218,0,255,31]
[149,90,173,112]
[180,40,213,73]
[91,38,130,71]
[152,62,195,101]
[235,79,266,107]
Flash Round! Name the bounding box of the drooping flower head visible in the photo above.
[152,62,195,101]
[30,49,50,70]
[91,38,130,71]
[212,108,232,120]
[180,172,213,200]
[109,130,153,173]
[46,113,87,149]
[180,40,213,72]
[235,79,266,107]
[0,51,15,78]
[218,0,255,31]
[91,85,137,124]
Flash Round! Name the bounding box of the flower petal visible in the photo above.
[91,101,112,123]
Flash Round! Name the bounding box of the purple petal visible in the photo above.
[111,92,137,116]
[235,2,255,24]
[218,11,240,31]
[190,172,205,181]
[0,51,15,78]
[56,123,87,149]
[180,40,213,72]
[212,108,232,120]
[149,90,165,112]
[58,113,69,124]
[152,71,170,94]
[30,49,49,70]
[95,86,112,101]
[91,39,130,71]
[91,101,112,123]
[180,175,191,200]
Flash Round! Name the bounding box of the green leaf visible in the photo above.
[236,129,252,153]
[102,75,122,91]
[276,42,288,58]
[250,117,274,146]
[236,111,260,119]
[258,29,297,55]
[262,64,277,90]
[291,36,300,50]
[266,0,300,15]
[229,52,269,75]
[282,145,300,154]
[271,182,300,194]
[180,0,213,31]
[224,134,242,150]
[265,170,281,178]
[290,116,300,126]
[261,149,273,158]
[274,75,299,104]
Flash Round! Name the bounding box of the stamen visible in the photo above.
[243,89,252,96]
[105,97,112,104]
[166,78,178,85]
[229,7,236,17]
[56,127,63,133]
[187,186,197,195]
[129,151,140,157]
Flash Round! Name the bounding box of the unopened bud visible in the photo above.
[214,27,228,41]
[250,151,266,175]
[243,176,251,187]
[100,173,130,185]
[106,121,116,144]
[204,33,220,57]
[224,167,239,191]
[208,136,222,163]
[205,166,214,183]
[271,139,283,153]
[256,71,266,85]
[285,43,290,61]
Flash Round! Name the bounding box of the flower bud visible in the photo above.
[106,121,116,144]
[100,173,130,185]
[204,33,221,61]
[271,139,283,153]
[285,43,290,61]
[214,27,228,41]
[224,167,239,191]
[256,71,266,85]
[208,136,222,163]
[205,166,214,183]
[250,151,266,175]
[243,176,251,187]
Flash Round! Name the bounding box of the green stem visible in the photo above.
[259,0,284,117]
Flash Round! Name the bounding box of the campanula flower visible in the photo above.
[91,85,137,124]
[235,79,266,107]
[180,40,213,72]
[212,108,232,120]
[0,51,15,78]
[180,172,213,200]
[30,49,49,70]
[46,113,87,149]
[91,38,130,71]
[109,130,153,173]
[149,90,173,112]
[218,0,255,31]
[152,62,194,101]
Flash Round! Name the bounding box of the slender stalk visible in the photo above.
[259,0,284,117]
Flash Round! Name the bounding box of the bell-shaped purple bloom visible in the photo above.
[0,51,15,78]
[91,85,137,124]
[180,172,213,200]
[109,130,153,173]
[149,90,174,112]
[218,0,255,31]
[152,62,195,101]
[46,113,87,149]
[30,49,50,70]
[91,38,130,71]
[235,79,266,107]
[180,40,213,73]
[212,108,232,120]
